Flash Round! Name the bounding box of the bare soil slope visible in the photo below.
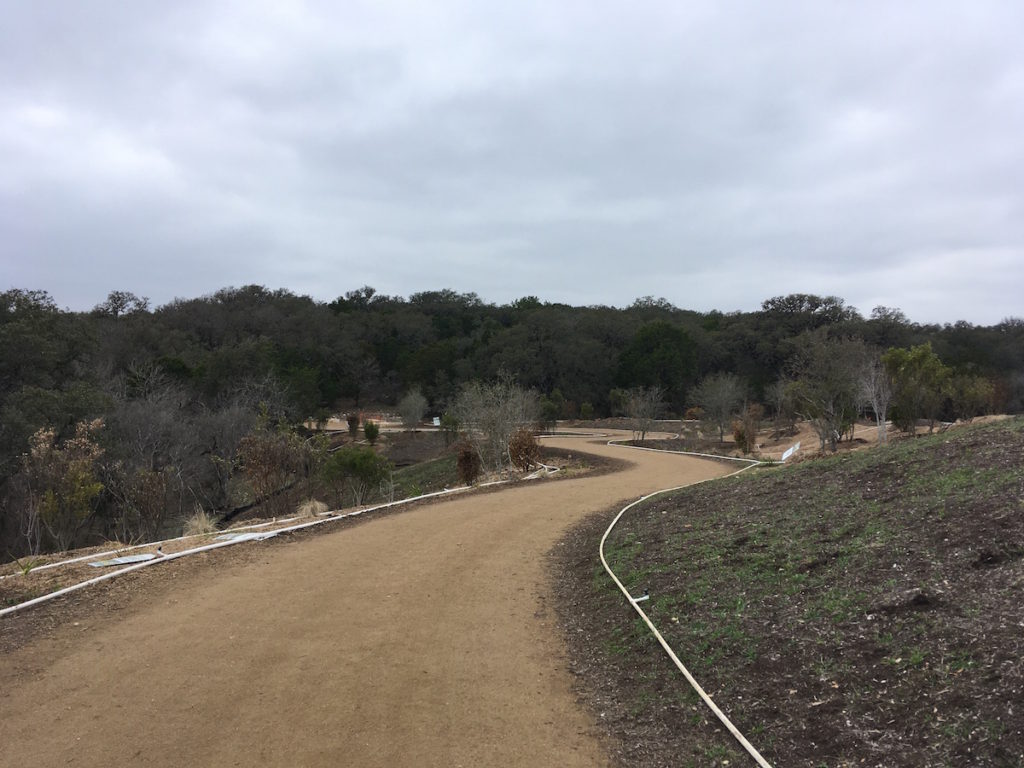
[0,432,730,767]
[554,419,1024,767]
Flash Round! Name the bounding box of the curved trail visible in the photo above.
[0,431,731,767]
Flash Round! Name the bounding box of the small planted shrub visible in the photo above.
[455,441,482,485]
[508,428,540,471]
[364,420,380,444]
[14,556,44,575]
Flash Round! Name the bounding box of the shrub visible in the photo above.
[508,428,540,470]
[733,403,765,454]
[732,420,747,451]
[454,441,482,485]
[183,506,218,536]
[684,406,704,421]
[539,396,560,431]
[579,402,594,420]
[364,420,380,444]
[297,499,328,517]
[321,446,393,506]
[347,412,360,437]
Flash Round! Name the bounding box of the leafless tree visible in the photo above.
[766,378,797,438]
[450,375,539,471]
[692,373,745,442]
[398,388,429,430]
[237,424,306,516]
[859,352,892,444]
[626,386,665,441]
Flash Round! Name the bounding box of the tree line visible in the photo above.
[2,286,1022,559]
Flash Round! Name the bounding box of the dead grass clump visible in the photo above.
[297,499,328,517]
[183,507,219,536]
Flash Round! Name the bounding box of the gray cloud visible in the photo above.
[3,1,1022,323]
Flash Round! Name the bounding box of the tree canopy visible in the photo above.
[1,286,1022,558]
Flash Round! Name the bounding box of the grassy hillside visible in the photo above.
[553,418,1024,767]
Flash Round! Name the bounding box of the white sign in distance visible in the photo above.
[781,442,800,462]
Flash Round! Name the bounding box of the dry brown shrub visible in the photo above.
[297,499,328,517]
[508,428,540,471]
[183,506,219,536]
[454,441,482,485]
[733,403,765,453]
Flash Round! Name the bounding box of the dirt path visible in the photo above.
[0,432,732,767]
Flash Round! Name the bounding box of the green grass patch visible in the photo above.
[584,417,1024,766]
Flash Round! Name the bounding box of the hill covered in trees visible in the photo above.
[2,285,1022,558]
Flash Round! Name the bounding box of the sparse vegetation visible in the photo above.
[12,555,44,575]
[554,417,1024,767]
[390,454,458,498]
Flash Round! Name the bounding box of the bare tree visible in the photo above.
[237,423,306,516]
[859,352,892,444]
[195,402,255,511]
[398,388,429,430]
[102,464,171,544]
[692,373,745,442]
[102,368,199,540]
[766,378,797,438]
[450,375,539,471]
[626,386,665,441]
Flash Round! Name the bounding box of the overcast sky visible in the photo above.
[3,1,1022,324]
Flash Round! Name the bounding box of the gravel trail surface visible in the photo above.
[1,431,730,767]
